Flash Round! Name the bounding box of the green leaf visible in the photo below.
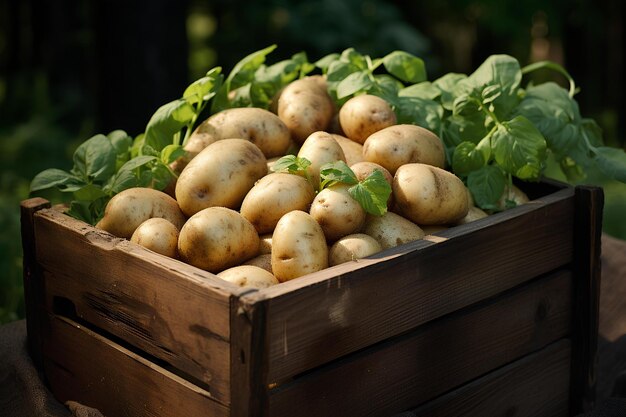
[594,146,626,182]
[320,161,358,189]
[382,51,427,84]
[394,96,443,134]
[491,116,547,180]
[30,169,82,192]
[521,60,576,97]
[144,99,195,152]
[73,184,107,201]
[105,156,157,194]
[226,44,277,90]
[150,161,175,191]
[399,81,440,100]
[433,73,467,110]
[183,67,223,105]
[467,165,507,209]
[72,134,117,182]
[339,48,368,69]
[160,144,185,165]
[452,141,487,176]
[348,170,392,216]
[271,155,312,176]
[315,53,340,72]
[336,70,374,99]
[108,130,132,169]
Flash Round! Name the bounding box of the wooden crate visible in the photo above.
[20,180,603,417]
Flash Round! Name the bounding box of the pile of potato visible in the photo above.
[96,76,526,289]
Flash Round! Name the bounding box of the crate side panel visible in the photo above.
[34,208,232,402]
[42,315,230,417]
[264,190,575,381]
[267,270,572,417]
[412,340,571,417]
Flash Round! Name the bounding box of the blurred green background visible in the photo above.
[1,0,624,323]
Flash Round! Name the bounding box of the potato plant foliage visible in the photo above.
[31,45,626,223]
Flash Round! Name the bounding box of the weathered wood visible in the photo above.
[267,270,572,417]
[257,187,575,382]
[230,293,269,417]
[42,314,229,417]
[411,340,571,417]
[20,197,51,369]
[33,207,236,403]
[570,185,604,414]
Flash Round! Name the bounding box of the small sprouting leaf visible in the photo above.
[467,164,507,209]
[491,116,547,180]
[271,155,312,175]
[594,146,626,182]
[320,161,358,189]
[383,50,427,84]
[72,134,117,182]
[348,170,392,216]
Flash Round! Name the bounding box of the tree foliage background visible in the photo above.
[0,0,624,323]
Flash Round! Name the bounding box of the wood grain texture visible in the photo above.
[42,314,229,417]
[267,270,573,417]
[411,340,571,417]
[570,186,604,414]
[257,187,575,382]
[33,207,237,404]
[20,198,51,369]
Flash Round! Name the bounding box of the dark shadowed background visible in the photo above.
[1,0,624,323]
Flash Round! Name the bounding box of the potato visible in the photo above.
[277,76,335,144]
[456,206,489,225]
[362,124,446,175]
[362,211,425,249]
[178,207,259,273]
[497,184,530,210]
[339,94,397,144]
[217,265,278,289]
[175,138,268,217]
[243,254,273,273]
[350,161,394,208]
[258,234,273,255]
[130,218,179,258]
[332,134,364,166]
[328,233,382,266]
[96,187,186,239]
[420,225,449,235]
[309,184,366,242]
[271,210,328,282]
[297,131,346,189]
[393,163,469,225]
[240,173,316,234]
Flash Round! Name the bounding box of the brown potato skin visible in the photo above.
[243,253,273,273]
[271,210,328,282]
[217,265,278,289]
[362,124,445,175]
[309,184,366,242]
[277,76,335,144]
[130,218,179,259]
[178,207,259,273]
[339,94,397,144]
[362,211,425,250]
[332,134,364,166]
[175,139,268,217]
[328,233,382,266]
[297,131,346,190]
[240,173,316,234]
[393,163,469,225]
[96,187,186,239]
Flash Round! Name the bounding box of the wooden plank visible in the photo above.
[230,294,269,417]
[33,208,235,403]
[570,185,604,414]
[42,314,229,417]
[412,340,571,417]
[267,270,573,417]
[20,198,52,369]
[258,187,575,382]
